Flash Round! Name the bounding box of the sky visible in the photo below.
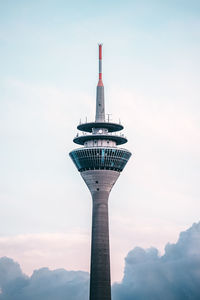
[0,0,200,286]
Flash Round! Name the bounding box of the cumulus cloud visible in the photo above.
[0,222,200,299]
[0,258,89,300]
[113,222,200,300]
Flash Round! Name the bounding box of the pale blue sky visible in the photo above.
[0,0,200,281]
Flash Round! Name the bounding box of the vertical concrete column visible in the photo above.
[90,190,111,300]
[81,170,120,300]
[95,85,105,122]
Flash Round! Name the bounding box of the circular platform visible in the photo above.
[73,134,127,145]
[77,122,123,133]
[69,147,132,172]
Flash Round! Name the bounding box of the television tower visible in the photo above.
[69,44,131,300]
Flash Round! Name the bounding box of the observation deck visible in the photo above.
[69,147,131,172]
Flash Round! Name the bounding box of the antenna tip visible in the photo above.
[98,44,102,60]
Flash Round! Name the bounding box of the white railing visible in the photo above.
[75,132,127,139]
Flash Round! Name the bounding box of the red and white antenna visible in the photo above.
[98,43,103,86]
[96,43,105,122]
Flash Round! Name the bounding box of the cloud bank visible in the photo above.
[0,222,200,299]
[113,221,200,300]
[0,258,89,300]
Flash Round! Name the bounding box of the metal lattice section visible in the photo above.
[70,147,131,172]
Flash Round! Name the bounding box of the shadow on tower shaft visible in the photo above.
[69,44,131,300]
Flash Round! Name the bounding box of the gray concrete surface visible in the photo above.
[81,170,120,300]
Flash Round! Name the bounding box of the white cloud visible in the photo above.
[0,257,89,300]
[113,221,200,299]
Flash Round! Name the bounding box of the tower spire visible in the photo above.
[95,43,105,122]
[98,43,103,86]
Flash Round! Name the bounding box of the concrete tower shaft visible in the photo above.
[81,170,120,300]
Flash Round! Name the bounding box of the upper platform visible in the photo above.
[73,133,127,145]
[77,122,123,133]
